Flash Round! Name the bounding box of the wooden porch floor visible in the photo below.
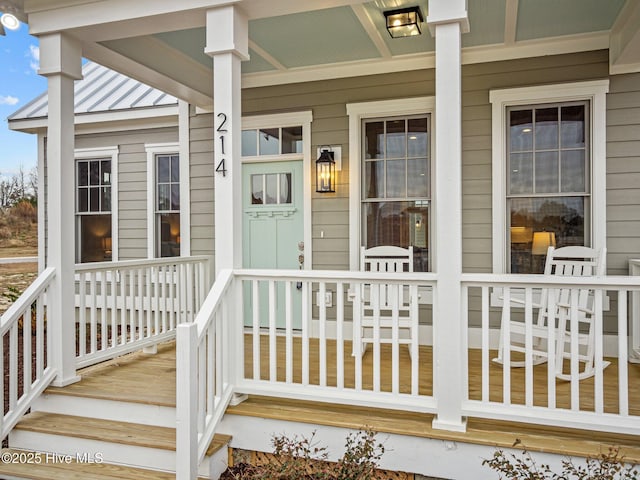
[46,338,640,463]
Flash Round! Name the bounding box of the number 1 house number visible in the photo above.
[216,112,228,177]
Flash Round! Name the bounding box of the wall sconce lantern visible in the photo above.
[316,148,336,193]
[384,6,424,38]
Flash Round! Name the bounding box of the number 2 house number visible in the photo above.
[216,112,228,177]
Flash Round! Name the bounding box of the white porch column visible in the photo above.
[205,5,249,276]
[39,33,82,386]
[428,1,468,432]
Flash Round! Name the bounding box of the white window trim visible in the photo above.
[346,96,436,270]
[490,80,609,274]
[75,146,119,262]
[241,110,313,269]
[145,142,185,259]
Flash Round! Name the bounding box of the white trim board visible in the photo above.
[75,146,120,262]
[489,79,609,274]
[346,96,436,271]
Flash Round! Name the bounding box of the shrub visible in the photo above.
[11,200,37,222]
[483,446,638,480]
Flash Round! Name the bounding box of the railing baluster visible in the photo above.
[481,286,489,403]
[524,287,533,407]
[145,266,152,340]
[129,269,136,343]
[354,283,362,391]
[120,268,127,345]
[547,288,556,409]
[79,272,86,357]
[391,284,399,395]
[111,270,117,348]
[336,282,344,390]
[410,284,419,396]
[569,288,579,410]
[252,280,260,381]
[101,273,107,351]
[302,281,309,386]
[90,271,97,353]
[268,280,277,383]
[138,268,144,341]
[372,283,380,393]
[594,288,604,414]
[161,265,168,333]
[618,290,629,416]
[36,296,44,378]
[285,281,293,384]
[319,281,327,387]
[502,287,511,405]
[23,305,32,397]
[9,323,18,412]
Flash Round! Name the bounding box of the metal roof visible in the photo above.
[8,61,178,121]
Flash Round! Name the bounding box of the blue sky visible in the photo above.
[0,22,45,177]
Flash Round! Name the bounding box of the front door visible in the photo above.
[242,160,304,329]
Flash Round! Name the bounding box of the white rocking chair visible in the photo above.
[494,245,609,380]
[353,246,418,358]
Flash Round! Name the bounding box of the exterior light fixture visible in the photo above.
[384,6,423,38]
[0,12,19,31]
[316,148,336,193]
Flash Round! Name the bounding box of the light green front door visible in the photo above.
[243,160,304,329]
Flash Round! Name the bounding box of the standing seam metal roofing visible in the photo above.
[8,61,178,121]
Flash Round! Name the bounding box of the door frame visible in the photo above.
[241,111,313,269]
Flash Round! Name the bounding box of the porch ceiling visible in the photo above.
[21,0,640,107]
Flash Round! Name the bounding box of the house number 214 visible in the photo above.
[216,113,228,177]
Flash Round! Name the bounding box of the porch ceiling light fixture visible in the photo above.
[316,147,336,193]
[0,12,19,31]
[384,6,424,38]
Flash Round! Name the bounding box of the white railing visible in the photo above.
[176,267,436,480]
[462,273,640,435]
[233,269,436,412]
[0,268,56,441]
[629,259,640,362]
[75,256,212,368]
[176,269,236,480]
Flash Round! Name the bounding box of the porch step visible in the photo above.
[8,412,231,477]
[0,448,179,480]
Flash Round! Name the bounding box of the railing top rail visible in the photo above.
[462,272,640,289]
[234,268,438,284]
[0,267,55,336]
[188,269,234,339]
[74,255,213,273]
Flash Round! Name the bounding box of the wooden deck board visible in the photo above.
[42,337,640,461]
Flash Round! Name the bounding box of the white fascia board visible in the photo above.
[8,106,179,134]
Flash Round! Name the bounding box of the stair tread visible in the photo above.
[14,412,231,456]
[0,448,180,479]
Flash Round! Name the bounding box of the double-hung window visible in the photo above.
[155,153,180,258]
[491,81,609,274]
[76,157,113,263]
[361,115,430,271]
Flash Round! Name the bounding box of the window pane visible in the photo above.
[509,196,586,273]
[158,184,170,210]
[78,215,111,263]
[251,174,263,204]
[171,184,180,210]
[78,162,89,186]
[561,150,586,192]
[509,153,533,194]
[157,155,170,182]
[78,188,88,212]
[282,126,302,154]
[89,160,100,185]
[364,121,384,159]
[407,158,428,197]
[535,108,559,150]
[101,186,111,212]
[386,159,406,198]
[386,119,406,159]
[89,187,100,212]
[265,173,278,204]
[510,110,533,152]
[101,160,111,185]
[279,173,292,204]
[561,105,585,148]
[364,161,384,199]
[158,212,180,258]
[259,128,280,155]
[407,118,428,157]
[535,151,559,193]
[242,130,258,156]
[362,201,429,271]
[171,155,180,182]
